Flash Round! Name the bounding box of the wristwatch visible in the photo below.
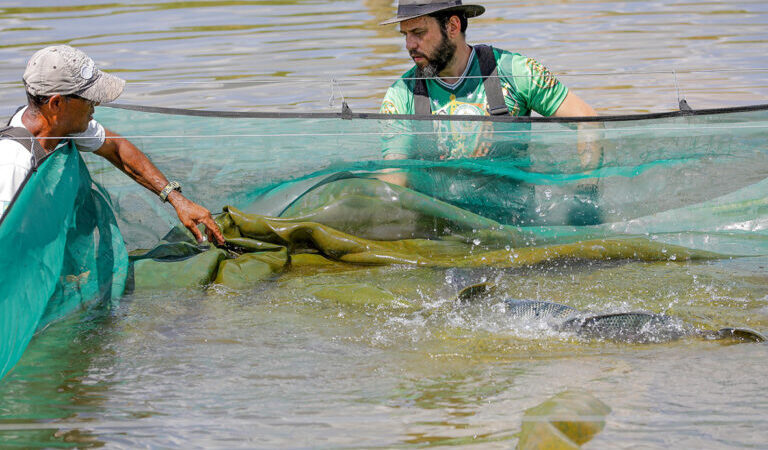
[159,181,182,202]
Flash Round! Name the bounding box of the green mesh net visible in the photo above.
[87,105,768,255]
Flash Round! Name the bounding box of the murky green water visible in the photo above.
[2,260,768,447]
[2,1,768,448]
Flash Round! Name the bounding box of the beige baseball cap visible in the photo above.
[23,45,125,103]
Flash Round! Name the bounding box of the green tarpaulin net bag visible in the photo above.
[0,141,128,378]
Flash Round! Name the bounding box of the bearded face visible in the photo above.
[410,23,457,79]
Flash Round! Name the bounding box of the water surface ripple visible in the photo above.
[1,0,767,115]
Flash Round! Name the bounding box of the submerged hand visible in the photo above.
[567,183,601,226]
[168,191,225,245]
[471,121,495,158]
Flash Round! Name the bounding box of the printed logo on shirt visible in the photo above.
[433,95,488,159]
[381,100,399,115]
[525,58,558,89]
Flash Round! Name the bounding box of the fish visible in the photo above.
[559,311,693,343]
[458,283,766,344]
[503,299,579,323]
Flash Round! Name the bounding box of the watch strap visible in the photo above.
[159,181,181,202]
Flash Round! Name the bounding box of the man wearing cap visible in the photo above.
[378,0,602,225]
[0,45,224,244]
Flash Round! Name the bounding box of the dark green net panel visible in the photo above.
[0,143,128,378]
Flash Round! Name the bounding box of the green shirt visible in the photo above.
[380,46,568,158]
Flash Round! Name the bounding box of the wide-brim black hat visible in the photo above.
[380,0,485,26]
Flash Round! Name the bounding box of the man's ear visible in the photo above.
[448,15,462,38]
[47,94,64,112]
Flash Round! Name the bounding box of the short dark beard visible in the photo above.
[413,27,457,79]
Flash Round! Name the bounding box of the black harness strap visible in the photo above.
[413,73,432,116]
[412,44,508,116]
[474,45,509,116]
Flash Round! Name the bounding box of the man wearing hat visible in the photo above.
[378,1,601,225]
[380,0,597,121]
[0,45,224,244]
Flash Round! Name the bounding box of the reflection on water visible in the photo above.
[0,312,112,447]
[1,0,768,447]
[1,0,767,116]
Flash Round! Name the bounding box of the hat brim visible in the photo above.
[77,70,125,103]
[379,5,485,25]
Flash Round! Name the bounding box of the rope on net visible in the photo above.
[14,122,768,142]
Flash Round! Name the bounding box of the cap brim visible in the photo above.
[77,70,125,103]
[379,5,485,25]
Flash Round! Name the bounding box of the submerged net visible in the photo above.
[87,105,768,255]
[80,104,768,290]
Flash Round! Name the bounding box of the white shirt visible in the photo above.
[0,107,106,216]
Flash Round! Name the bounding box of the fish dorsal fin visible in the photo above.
[457,282,497,303]
[715,327,767,343]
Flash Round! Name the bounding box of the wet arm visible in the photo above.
[94,130,225,244]
[554,92,603,184]
[377,153,408,187]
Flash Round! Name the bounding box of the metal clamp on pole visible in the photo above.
[341,101,353,119]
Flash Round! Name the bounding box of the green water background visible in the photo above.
[1,1,768,448]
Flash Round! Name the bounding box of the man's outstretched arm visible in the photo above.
[94,130,225,245]
[553,91,604,225]
[378,153,409,187]
[553,91,596,117]
[554,91,603,178]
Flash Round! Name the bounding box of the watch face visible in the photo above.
[160,182,181,201]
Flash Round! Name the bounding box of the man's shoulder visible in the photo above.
[1,108,35,158]
[480,46,526,69]
[6,105,27,128]
[484,47,558,89]
[486,47,560,80]
[478,45,518,55]
[0,111,32,156]
[0,136,33,163]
